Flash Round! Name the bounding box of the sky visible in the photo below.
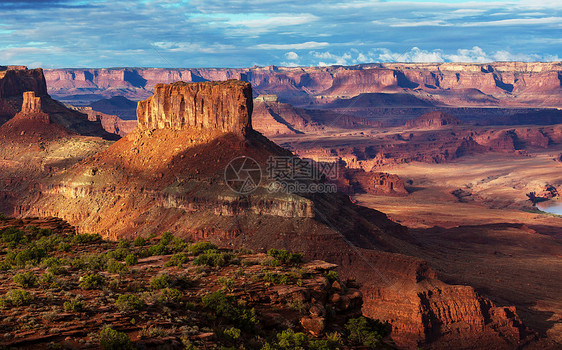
[0,0,561,68]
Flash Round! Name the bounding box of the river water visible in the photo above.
[536,200,562,215]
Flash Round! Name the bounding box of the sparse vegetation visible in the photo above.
[99,326,133,350]
[115,294,145,312]
[0,221,382,348]
[345,316,388,348]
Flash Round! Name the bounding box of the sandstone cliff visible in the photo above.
[137,80,252,136]
[405,111,462,129]
[45,62,562,109]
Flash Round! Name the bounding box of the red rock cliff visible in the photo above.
[0,66,48,99]
[137,80,253,135]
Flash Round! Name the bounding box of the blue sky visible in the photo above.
[0,0,560,68]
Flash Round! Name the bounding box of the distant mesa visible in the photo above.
[137,80,253,136]
[405,111,463,129]
[89,96,138,120]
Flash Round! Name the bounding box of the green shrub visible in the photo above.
[35,234,64,252]
[159,232,175,245]
[324,270,338,283]
[118,239,131,248]
[133,236,146,246]
[264,272,290,285]
[99,326,133,350]
[150,274,172,289]
[85,254,107,271]
[202,291,257,330]
[13,272,38,288]
[58,242,72,252]
[188,241,218,255]
[193,250,235,267]
[70,257,86,270]
[218,277,236,292]
[165,253,188,267]
[124,254,138,266]
[13,245,47,267]
[262,329,309,349]
[148,243,169,256]
[0,260,11,271]
[345,316,387,348]
[309,332,343,350]
[40,272,57,286]
[105,248,129,261]
[158,288,183,304]
[267,249,303,266]
[79,274,105,290]
[72,233,101,244]
[107,261,128,274]
[1,289,33,306]
[1,227,27,246]
[115,294,145,312]
[223,327,241,341]
[64,298,84,312]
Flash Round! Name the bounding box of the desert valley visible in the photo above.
[0,61,559,349]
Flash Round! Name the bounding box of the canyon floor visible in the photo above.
[352,150,562,345]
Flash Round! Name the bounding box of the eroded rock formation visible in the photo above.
[137,80,252,136]
[405,111,462,129]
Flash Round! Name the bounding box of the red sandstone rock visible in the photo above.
[137,80,252,136]
[405,111,462,129]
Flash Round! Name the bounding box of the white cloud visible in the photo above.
[285,51,299,60]
[255,41,329,50]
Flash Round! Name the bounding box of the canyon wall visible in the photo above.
[45,62,562,108]
[137,80,252,135]
[0,66,48,99]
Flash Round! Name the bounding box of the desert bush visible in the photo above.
[170,236,189,252]
[193,250,235,267]
[158,288,183,304]
[202,291,257,330]
[79,274,105,290]
[345,316,387,348]
[0,289,33,307]
[165,253,188,267]
[124,254,137,266]
[115,294,145,312]
[105,248,130,261]
[148,243,169,256]
[58,242,72,252]
[118,239,130,248]
[13,272,38,288]
[99,326,133,350]
[35,234,64,252]
[64,298,84,312]
[159,231,175,245]
[1,227,27,247]
[70,257,87,270]
[71,233,101,245]
[150,273,172,289]
[324,270,338,283]
[188,241,218,255]
[107,261,128,274]
[133,236,146,246]
[12,245,47,267]
[218,277,236,292]
[262,329,309,350]
[267,249,303,266]
[264,272,290,285]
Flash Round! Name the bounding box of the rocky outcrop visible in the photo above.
[335,168,408,196]
[137,80,252,136]
[0,66,48,99]
[405,111,462,129]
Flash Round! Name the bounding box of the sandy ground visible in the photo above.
[353,150,562,345]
